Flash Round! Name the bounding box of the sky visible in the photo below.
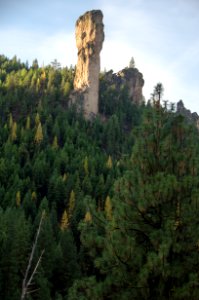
[0,0,199,112]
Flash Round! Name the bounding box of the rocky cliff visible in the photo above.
[176,100,199,129]
[73,10,104,118]
[103,67,144,105]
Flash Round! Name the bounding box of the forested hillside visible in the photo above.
[1,55,199,300]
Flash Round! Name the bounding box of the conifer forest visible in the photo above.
[1,55,199,300]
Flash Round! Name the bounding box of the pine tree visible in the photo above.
[8,113,13,129]
[25,115,30,130]
[129,57,135,68]
[68,190,75,218]
[34,200,56,282]
[60,210,69,231]
[11,121,17,141]
[62,81,71,97]
[106,155,113,169]
[84,210,92,223]
[52,135,59,149]
[35,112,40,127]
[154,82,164,103]
[83,156,89,175]
[58,230,80,293]
[72,106,199,300]
[0,208,30,300]
[34,122,43,144]
[16,191,21,207]
[62,173,67,182]
[104,195,112,220]
[82,176,92,195]
[31,191,37,202]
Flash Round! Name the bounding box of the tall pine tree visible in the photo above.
[69,105,199,300]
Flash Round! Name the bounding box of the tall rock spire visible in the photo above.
[73,10,104,118]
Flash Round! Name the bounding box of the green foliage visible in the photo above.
[0,208,30,300]
[0,55,143,299]
[72,106,199,300]
[2,54,197,300]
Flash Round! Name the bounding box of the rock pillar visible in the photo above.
[74,10,104,118]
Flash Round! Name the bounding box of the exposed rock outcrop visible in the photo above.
[177,100,199,129]
[103,67,144,105]
[73,10,104,118]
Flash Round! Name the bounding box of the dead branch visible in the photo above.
[21,211,45,300]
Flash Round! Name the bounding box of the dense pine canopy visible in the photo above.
[0,54,199,300]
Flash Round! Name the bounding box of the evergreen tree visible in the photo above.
[52,135,59,149]
[26,115,31,130]
[0,208,30,300]
[11,121,17,141]
[83,156,89,175]
[68,190,75,218]
[16,191,21,207]
[34,122,43,144]
[71,106,199,300]
[60,210,69,231]
[106,155,113,169]
[1,54,185,299]
[104,195,112,220]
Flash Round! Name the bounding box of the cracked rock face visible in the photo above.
[116,68,144,105]
[74,10,104,118]
[103,68,145,105]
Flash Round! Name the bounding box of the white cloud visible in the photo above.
[0,28,77,67]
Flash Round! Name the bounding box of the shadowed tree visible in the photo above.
[154,82,164,103]
[69,106,199,300]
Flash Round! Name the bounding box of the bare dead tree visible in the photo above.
[21,211,45,300]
